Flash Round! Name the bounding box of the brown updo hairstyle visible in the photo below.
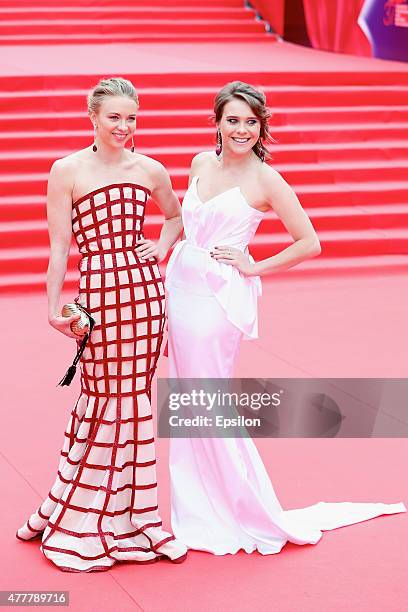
[87,76,139,115]
[213,81,273,162]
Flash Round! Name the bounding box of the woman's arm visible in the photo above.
[136,160,183,262]
[251,167,321,276]
[213,166,321,277]
[46,159,80,338]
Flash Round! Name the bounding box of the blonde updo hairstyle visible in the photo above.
[213,81,273,162]
[87,77,139,115]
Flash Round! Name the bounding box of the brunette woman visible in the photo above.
[165,81,406,555]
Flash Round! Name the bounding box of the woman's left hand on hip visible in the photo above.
[210,245,255,276]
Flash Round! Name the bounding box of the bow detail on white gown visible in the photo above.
[166,175,263,339]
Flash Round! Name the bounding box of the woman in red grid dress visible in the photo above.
[16,77,187,571]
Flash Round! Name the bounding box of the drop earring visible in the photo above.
[92,124,97,152]
[131,135,135,153]
[215,129,222,157]
[256,139,265,162]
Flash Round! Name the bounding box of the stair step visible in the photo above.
[0,214,162,245]
[0,0,243,6]
[2,192,408,227]
[0,109,216,132]
[1,143,408,178]
[0,32,270,44]
[261,204,408,233]
[3,72,408,90]
[0,195,46,221]
[277,162,408,185]
[2,204,408,243]
[1,169,408,206]
[168,161,408,187]
[251,229,408,258]
[0,19,266,35]
[0,7,253,20]
[272,123,408,144]
[288,181,408,207]
[2,254,408,294]
[277,254,408,278]
[2,107,408,133]
[271,106,408,125]
[1,86,407,113]
[2,124,408,151]
[0,269,78,293]
[0,16,258,24]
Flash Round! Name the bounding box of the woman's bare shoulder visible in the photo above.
[259,163,289,192]
[132,153,170,188]
[260,162,285,184]
[255,163,294,210]
[50,149,89,178]
[134,152,165,173]
[191,150,216,174]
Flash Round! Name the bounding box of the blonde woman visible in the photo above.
[17,77,187,571]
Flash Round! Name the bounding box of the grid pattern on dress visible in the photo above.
[17,184,187,571]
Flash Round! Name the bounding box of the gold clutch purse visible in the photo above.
[58,302,95,387]
[61,302,93,335]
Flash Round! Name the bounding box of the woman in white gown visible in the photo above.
[165,81,406,555]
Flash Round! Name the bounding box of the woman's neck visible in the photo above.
[217,149,254,173]
[93,142,127,166]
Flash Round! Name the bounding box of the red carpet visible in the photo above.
[0,0,266,44]
[2,275,408,610]
[2,2,408,605]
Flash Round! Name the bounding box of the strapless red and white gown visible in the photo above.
[165,176,406,555]
[17,183,187,571]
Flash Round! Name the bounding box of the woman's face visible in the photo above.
[217,98,261,158]
[91,95,138,150]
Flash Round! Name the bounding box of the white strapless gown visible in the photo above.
[164,176,406,555]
